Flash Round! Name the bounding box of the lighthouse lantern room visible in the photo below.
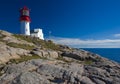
[20,6,31,35]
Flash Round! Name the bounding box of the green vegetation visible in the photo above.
[9,55,41,64]
[56,56,93,64]
[84,60,93,65]
[7,42,35,50]
[13,34,34,43]
[13,34,61,50]
[41,40,61,50]
[0,72,3,76]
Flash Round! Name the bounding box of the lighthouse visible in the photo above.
[19,6,44,40]
[20,6,31,35]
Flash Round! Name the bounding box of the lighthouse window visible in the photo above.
[23,10,29,16]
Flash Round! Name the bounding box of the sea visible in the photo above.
[81,48,120,63]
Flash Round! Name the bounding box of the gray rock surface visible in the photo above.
[0,30,119,84]
[13,72,49,84]
[0,43,29,63]
[0,30,34,46]
[61,49,100,61]
[0,58,119,84]
[31,49,59,58]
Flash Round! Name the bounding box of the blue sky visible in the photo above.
[0,0,120,48]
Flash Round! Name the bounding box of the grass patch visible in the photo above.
[84,60,93,65]
[9,55,41,64]
[40,40,61,50]
[0,72,3,76]
[13,34,34,43]
[7,42,35,50]
[13,34,61,50]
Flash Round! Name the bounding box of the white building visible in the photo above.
[30,29,44,40]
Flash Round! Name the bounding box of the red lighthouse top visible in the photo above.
[21,6,29,10]
[20,6,31,22]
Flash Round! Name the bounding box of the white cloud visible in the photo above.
[48,37,120,48]
[114,34,120,37]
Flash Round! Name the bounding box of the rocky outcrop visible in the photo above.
[0,30,120,84]
[0,59,119,84]
[31,49,59,59]
[0,43,29,63]
[0,30,59,64]
[0,30,34,46]
[61,49,94,60]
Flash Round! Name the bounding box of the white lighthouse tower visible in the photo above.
[20,6,31,35]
